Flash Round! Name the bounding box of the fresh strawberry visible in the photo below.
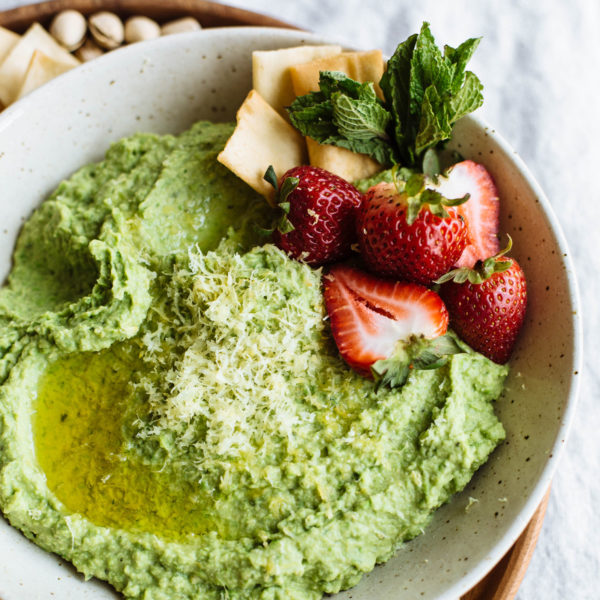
[264,165,363,266]
[356,175,469,285]
[434,160,500,268]
[437,241,527,364]
[323,264,453,384]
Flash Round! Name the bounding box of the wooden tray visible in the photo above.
[0,1,549,598]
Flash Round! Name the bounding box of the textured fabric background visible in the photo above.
[0,0,598,598]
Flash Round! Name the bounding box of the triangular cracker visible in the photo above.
[217,89,307,203]
[17,50,76,100]
[0,23,79,106]
[0,26,19,66]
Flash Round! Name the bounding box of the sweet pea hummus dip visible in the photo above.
[0,120,508,599]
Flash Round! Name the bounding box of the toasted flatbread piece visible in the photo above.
[0,23,79,106]
[218,89,307,203]
[0,26,19,65]
[290,49,385,98]
[304,137,379,183]
[17,50,76,100]
[252,44,342,117]
[290,50,384,182]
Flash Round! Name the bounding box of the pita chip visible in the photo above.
[0,23,79,106]
[0,26,19,66]
[290,50,385,182]
[17,50,76,100]
[252,44,341,117]
[290,49,385,98]
[218,89,307,202]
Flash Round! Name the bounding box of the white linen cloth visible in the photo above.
[0,0,598,598]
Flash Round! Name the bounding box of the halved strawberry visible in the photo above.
[323,265,452,384]
[434,160,500,268]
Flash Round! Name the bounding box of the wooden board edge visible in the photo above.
[461,487,551,600]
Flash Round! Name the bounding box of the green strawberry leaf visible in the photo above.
[263,167,299,235]
[435,236,514,285]
[402,173,469,225]
[353,165,416,193]
[278,176,299,205]
[277,215,295,234]
[371,333,464,389]
[263,165,279,191]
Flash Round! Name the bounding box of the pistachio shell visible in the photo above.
[160,17,202,36]
[75,38,104,62]
[89,11,124,50]
[49,10,87,52]
[124,16,160,44]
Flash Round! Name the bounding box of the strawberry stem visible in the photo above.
[371,333,464,389]
[435,235,514,285]
[401,173,470,225]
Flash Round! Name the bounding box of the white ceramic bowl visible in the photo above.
[0,27,581,600]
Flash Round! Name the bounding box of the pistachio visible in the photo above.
[160,17,202,36]
[75,38,104,62]
[124,16,160,44]
[89,11,124,50]
[49,10,87,52]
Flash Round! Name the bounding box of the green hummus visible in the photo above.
[0,121,507,600]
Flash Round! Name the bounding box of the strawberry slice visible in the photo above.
[435,160,500,268]
[323,265,449,379]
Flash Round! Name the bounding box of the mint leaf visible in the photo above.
[444,37,481,93]
[287,93,338,141]
[332,91,390,141]
[381,22,483,167]
[422,147,441,179]
[288,71,396,166]
[415,84,453,156]
[409,23,452,118]
[380,33,418,163]
[319,69,364,97]
[448,71,484,121]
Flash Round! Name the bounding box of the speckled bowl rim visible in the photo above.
[439,112,583,598]
[0,26,583,600]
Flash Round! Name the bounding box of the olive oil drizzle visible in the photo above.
[33,348,217,541]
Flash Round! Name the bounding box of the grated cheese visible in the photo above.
[132,242,359,474]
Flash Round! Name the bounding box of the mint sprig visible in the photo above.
[287,22,483,172]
